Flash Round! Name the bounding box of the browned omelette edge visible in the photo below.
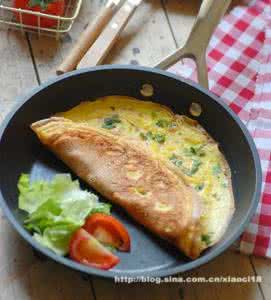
[31,117,204,258]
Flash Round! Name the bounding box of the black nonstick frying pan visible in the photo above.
[0,65,262,278]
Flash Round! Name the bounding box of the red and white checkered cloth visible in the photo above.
[169,0,271,257]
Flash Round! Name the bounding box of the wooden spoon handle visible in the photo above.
[56,1,119,75]
[77,0,139,69]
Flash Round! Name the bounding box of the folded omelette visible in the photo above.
[31,96,235,259]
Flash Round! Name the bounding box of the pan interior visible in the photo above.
[0,67,260,277]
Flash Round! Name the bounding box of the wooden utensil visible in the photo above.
[155,0,232,89]
[56,0,121,75]
[77,0,142,69]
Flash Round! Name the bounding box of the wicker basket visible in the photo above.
[0,0,82,38]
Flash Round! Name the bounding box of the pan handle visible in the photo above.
[156,0,232,89]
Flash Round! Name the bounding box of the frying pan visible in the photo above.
[0,65,262,278]
[0,0,262,279]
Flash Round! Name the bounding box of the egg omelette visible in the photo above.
[31,96,235,259]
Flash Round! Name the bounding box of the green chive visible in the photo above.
[201,234,212,246]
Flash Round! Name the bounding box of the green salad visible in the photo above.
[18,174,110,255]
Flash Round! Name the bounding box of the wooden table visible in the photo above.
[0,0,270,299]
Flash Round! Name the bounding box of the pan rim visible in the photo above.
[0,65,262,279]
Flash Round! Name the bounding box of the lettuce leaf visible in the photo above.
[18,173,52,214]
[33,224,78,256]
[18,174,110,255]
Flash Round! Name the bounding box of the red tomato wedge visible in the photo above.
[14,0,65,28]
[83,214,131,252]
[69,228,120,270]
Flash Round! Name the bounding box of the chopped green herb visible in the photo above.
[102,114,121,129]
[146,131,154,140]
[195,183,204,191]
[188,145,206,157]
[156,119,170,128]
[212,164,222,176]
[170,154,183,167]
[156,119,177,129]
[154,134,166,144]
[140,132,148,140]
[190,147,197,155]
[188,160,202,176]
[170,156,201,176]
[140,131,166,144]
[201,234,212,246]
[139,131,153,141]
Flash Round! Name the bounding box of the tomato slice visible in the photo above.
[83,214,131,252]
[69,228,120,270]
